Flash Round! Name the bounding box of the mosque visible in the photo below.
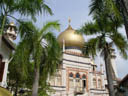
[0,20,118,96]
[49,20,118,96]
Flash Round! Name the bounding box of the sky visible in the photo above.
[15,0,128,78]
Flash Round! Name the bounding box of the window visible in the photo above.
[93,78,96,88]
[82,75,86,79]
[56,76,61,86]
[69,79,74,88]
[82,80,86,88]
[76,79,81,87]
[76,73,80,78]
[76,73,81,88]
[98,79,102,88]
[69,73,74,88]
[69,73,73,77]
[82,75,86,88]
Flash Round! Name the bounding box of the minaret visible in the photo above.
[110,48,118,79]
[0,22,17,88]
[5,22,17,41]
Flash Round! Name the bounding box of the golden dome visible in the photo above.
[57,24,85,48]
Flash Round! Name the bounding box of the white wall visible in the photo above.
[0,37,12,87]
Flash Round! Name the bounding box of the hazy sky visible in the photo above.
[16,0,128,78]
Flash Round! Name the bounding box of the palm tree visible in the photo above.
[89,0,128,39]
[11,21,62,96]
[0,0,53,35]
[115,0,128,38]
[78,12,128,96]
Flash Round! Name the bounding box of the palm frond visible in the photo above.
[78,21,100,35]
[83,37,100,58]
[19,21,36,39]
[110,32,128,59]
[41,3,53,16]
[105,0,121,18]
[39,21,60,40]
[89,0,103,15]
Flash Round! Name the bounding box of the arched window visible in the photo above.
[76,73,80,78]
[82,75,86,79]
[98,79,102,88]
[75,73,81,88]
[69,73,74,88]
[69,73,73,78]
[82,75,86,88]
[93,78,96,88]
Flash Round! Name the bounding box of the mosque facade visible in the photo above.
[0,22,17,88]
[49,21,118,96]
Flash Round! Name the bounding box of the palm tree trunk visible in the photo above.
[32,67,40,96]
[104,48,115,96]
[14,80,18,96]
[116,0,128,39]
[0,14,7,35]
[121,0,128,39]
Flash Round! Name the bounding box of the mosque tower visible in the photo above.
[0,22,17,88]
[5,22,17,41]
[110,48,118,80]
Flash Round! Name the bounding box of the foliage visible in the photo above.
[79,0,128,59]
[89,0,128,39]
[9,21,62,96]
[89,0,121,20]
[0,0,53,34]
[78,3,128,95]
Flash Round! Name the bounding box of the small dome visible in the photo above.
[6,22,17,41]
[57,25,85,48]
[10,22,15,26]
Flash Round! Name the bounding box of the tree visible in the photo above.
[115,0,128,38]
[89,0,128,39]
[0,0,53,35]
[8,58,34,96]
[11,21,62,96]
[78,11,128,96]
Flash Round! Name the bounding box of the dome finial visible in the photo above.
[68,17,71,25]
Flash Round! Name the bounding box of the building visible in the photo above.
[49,20,118,96]
[116,74,128,96]
[0,22,17,88]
